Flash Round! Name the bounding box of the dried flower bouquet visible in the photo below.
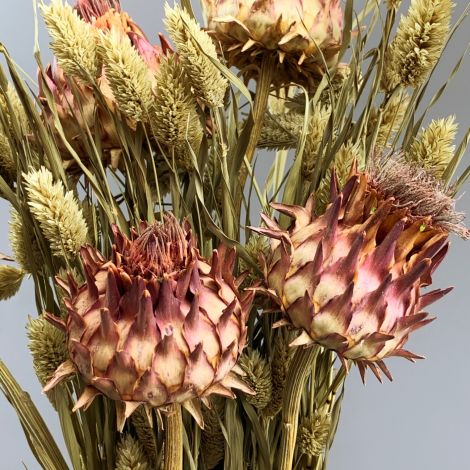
[0,0,469,469]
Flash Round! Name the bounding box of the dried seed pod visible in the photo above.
[0,266,24,301]
[262,331,294,418]
[165,4,228,107]
[130,408,158,463]
[115,434,152,470]
[27,316,68,387]
[201,397,226,469]
[407,116,458,178]
[9,209,43,274]
[383,0,453,90]
[23,167,88,258]
[239,349,272,410]
[297,408,331,458]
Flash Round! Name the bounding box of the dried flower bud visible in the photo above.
[202,0,343,88]
[41,0,100,82]
[165,4,228,107]
[27,316,68,387]
[0,265,24,301]
[297,408,331,457]
[255,156,467,381]
[383,0,453,90]
[44,216,253,431]
[201,397,225,469]
[115,435,151,470]
[407,116,458,178]
[23,167,88,258]
[97,28,154,121]
[239,349,272,410]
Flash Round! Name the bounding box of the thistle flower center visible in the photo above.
[127,216,190,278]
[368,154,469,238]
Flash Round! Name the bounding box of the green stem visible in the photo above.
[279,346,319,470]
[163,403,183,470]
[235,54,276,207]
[244,55,275,168]
[317,364,347,407]
[306,359,317,469]
[214,108,238,239]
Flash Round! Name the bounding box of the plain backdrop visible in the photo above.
[0,1,469,469]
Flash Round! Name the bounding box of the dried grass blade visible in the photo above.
[0,360,68,470]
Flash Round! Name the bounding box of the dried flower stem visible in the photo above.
[238,55,276,191]
[163,403,183,470]
[278,346,319,470]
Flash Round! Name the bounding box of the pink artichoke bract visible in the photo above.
[75,0,122,22]
[202,0,343,87]
[87,2,170,74]
[254,164,465,381]
[45,215,253,429]
[39,63,120,172]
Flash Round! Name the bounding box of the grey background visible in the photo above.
[0,1,469,469]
